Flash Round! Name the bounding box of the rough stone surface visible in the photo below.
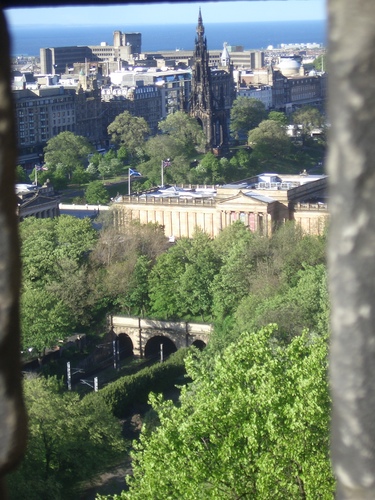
[327,1,375,497]
[0,9,27,495]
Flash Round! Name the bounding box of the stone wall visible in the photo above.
[327,1,375,497]
[0,11,27,498]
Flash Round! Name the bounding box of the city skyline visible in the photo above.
[5,1,326,27]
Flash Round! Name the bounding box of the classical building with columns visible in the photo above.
[112,172,328,239]
[16,182,60,220]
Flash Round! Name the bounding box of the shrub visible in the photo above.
[92,348,190,418]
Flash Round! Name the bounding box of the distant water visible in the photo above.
[8,21,326,57]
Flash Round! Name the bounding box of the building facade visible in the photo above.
[109,68,191,118]
[13,81,104,167]
[112,173,328,239]
[40,30,142,74]
[271,57,326,113]
[238,85,273,110]
[102,84,162,135]
[16,182,60,220]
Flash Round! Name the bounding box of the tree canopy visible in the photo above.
[7,376,125,500]
[248,119,292,160]
[230,96,268,141]
[107,111,150,158]
[85,180,110,204]
[268,110,288,126]
[140,112,206,185]
[119,327,334,499]
[43,131,94,180]
[158,111,206,156]
[291,106,324,142]
[20,216,98,353]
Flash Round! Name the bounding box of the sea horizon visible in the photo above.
[8,20,327,57]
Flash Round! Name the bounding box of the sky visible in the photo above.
[5,1,326,26]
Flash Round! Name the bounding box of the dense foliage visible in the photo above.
[24,103,325,193]
[141,111,206,185]
[19,214,327,357]
[7,376,125,500]
[98,348,189,418]
[18,214,331,499]
[20,216,98,354]
[107,111,150,160]
[101,328,334,499]
[230,96,268,141]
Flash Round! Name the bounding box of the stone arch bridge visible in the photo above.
[109,315,213,358]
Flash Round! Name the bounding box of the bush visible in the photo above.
[95,348,189,418]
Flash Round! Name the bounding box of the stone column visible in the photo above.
[328,1,375,497]
[0,10,27,496]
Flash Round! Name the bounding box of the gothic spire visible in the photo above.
[197,7,205,36]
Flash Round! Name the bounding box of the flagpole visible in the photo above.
[161,160,164,188]
[35,165,37,186]
[128,168,131,196]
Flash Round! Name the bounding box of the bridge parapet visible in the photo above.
[110,315,213,357]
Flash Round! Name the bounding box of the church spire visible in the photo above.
[197,7,205,36]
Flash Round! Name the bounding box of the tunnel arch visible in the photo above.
[117,333,134,359]
[144,335,177,359]
[192,339,206,350]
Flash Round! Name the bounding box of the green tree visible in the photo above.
[211,231,254,319]
[54,215,97,262]
[43,131,94,180]
[46,259,94,327]
[248,119,292,160]
[148,231,219,321]
[313,53,327,71]
[291,106,324,144]
[230,96,267,141]
[20,216,98,351]
[87,161,99,180]
[114,254,152,316]
[192,152,222,184]
[117,145,129,164]
[107,111,150,159]
[97,158,115,180]
[71,166,90,186]
[268,110,288,126]
[50,163,69,190]
[141,114,205,185]
[7,376,125,500]
[97,150,125,179]
[85,180,110,204]
[148,238,192,319]
[16,164,29,183]
[21,285,75,354]
[234,264,329,344]
[20,217,57,284]
[178,230,220,320]
[159,111,206,155]
[118,327,334,499]
[228,147,257,180]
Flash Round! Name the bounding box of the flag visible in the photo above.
[129,168,142,177]
[162,160,171,168]
[35,164,48,171]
